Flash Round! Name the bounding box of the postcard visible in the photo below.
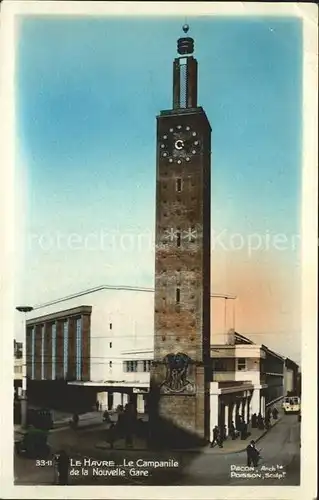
[0,2,317,499]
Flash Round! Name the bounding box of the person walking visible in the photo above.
[241,420,248,440]
[257,413,264,430]
[251,413,257,428]
[103,409,111,423]
[56,450,70,485]
[107,423,116,449]
[210,426,219,447]
[70,413,79,430]
[246,440,260,467]
[229,421,237,440]
[217,426,224,448]
[265,413,271,430]
[272,407,278,420]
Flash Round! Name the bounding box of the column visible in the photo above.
[137,394,145,414]
[209,393,219,441]
[97,392,108,411]
[251,388,260,415]
[224,404,229,436]
[113,392,122,408]
[231,402,236,425]
[238,399,243,417]
[261,396,266,417]
[246,397,250,423]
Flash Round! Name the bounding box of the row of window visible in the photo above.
[29,317,82,381]
[123,360,152,373]
[213,358,247,372]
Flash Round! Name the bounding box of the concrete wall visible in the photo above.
[26,288,154,384]
[284,369,294,394]
[14,358,23,380]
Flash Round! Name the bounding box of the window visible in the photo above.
[176,288,180,304]
[213,359,227,371]
[109,361,113,368]
[109,342,112,348]
[143,360,151,372]
[63,320,68,378]
[31,328,35,379]
[76,318,82,380]
[109,323,112,330]
[176,178,182,192]
[179,58,187,108]
[237,358,246,371]
[176,230,181,247]
[41,325,45,380]
[14,341,23,359]
[51,323,56,380]
[124,360,138,372]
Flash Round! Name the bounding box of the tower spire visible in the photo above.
[173,24,198,110]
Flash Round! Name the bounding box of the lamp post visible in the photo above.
[16,306,33,428]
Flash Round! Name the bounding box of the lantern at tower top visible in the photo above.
[177,23,195,56]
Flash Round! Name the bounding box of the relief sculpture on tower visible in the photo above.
[160,352,195,394]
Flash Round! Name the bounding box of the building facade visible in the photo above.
[283,357,299,395]
[23,285,298,439]
[14,340,23,398]
[24,286,154,411]
[209,331,287,433]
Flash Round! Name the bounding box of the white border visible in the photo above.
[0,2,317,499]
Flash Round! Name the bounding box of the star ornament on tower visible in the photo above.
[183,228,197,242]
[164,228,179,242]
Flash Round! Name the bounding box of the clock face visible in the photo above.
[159,124,201,164]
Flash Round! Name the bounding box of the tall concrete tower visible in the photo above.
[150,25,212,446]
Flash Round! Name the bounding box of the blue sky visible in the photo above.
[15,15,302,359]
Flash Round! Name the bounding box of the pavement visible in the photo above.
[94,410,283,454]
[14,410,118,439]
[183,412,300,485]
[206,411,283,455]
[14,408,300,486]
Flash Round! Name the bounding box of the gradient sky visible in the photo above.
[15,15,302,362]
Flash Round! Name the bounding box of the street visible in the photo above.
[14,413,300,486]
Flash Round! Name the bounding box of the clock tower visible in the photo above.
[150,25,211,446]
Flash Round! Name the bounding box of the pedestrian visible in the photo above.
[265,413,271,429]
[217,430,224,448]
[240,421,248,440]
[210,425,219,447]
[272,407,278,420]
[251,413,257,428]
[107,423,116,449]
[257,413,264,430]
[229,421,237,440]
[246,440,260,467]
[70,413,79,429]
[95,401,99,412]
[103,409,111,423]
[56,450,70,485]
[235,413,240,429]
